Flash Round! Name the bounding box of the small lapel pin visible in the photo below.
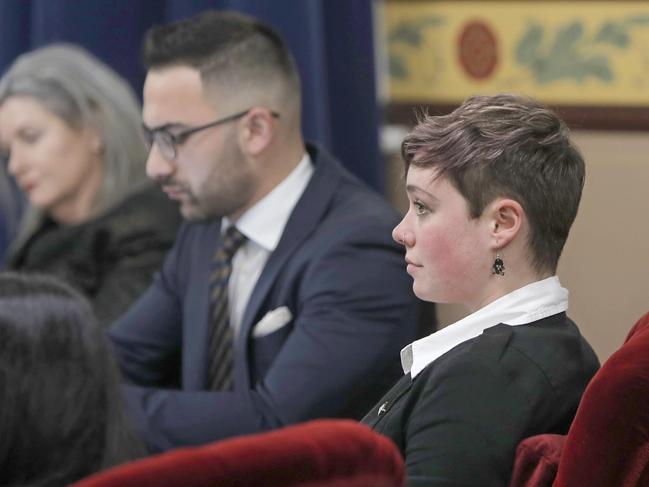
[378,401,389,416]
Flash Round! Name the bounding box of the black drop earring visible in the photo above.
[492,254,505,276]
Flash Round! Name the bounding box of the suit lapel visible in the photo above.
[234,146,341,386]
[186,221,223,389]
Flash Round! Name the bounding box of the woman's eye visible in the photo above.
[18,128,41,144]
[413,201,427,215]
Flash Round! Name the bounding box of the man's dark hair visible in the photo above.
[142,10,300,96]
[0,273,144,485]
[401,93,585,274]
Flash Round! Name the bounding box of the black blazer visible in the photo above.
[362,312,599,487]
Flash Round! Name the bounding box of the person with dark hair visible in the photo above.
[0,44,181,326]
[108,10,420,451]
[0,272,143,486]
[362,94,600,485]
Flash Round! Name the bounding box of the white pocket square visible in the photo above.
[252,306,293,338]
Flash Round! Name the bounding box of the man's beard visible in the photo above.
[161,176,253,222]
[155,139,254,221]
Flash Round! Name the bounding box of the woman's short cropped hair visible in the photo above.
[401,94,585,274]
[0,272,143,485]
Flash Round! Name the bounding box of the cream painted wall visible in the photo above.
[384,129,649,362]
[559,130,648,361]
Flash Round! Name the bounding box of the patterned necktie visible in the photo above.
[208,225,247,390]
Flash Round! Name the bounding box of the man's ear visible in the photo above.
[486,197,524,250]
[239,107,275,156]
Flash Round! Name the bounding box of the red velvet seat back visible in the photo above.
[510,311,649,487]
[509,434,565,487]
[554,311,649,487]
[70,419,405,487]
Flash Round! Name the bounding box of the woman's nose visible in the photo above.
[7,149,23,176]
[392,219,413,247]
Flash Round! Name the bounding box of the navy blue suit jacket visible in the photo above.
[109,145,421,451]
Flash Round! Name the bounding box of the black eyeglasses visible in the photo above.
[143,108,279,161]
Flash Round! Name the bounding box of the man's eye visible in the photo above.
[165,131,184,144]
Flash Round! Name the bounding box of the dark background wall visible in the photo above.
[0,0,382,191]
[0,0,383,261]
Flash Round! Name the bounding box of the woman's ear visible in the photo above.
[85,125,104,157]
[487,197,524,250]
[239,107,275,156]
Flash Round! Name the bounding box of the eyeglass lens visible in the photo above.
[143,128,175,160]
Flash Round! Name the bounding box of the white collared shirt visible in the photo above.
[401,276,569,379]
[221,152,314,335]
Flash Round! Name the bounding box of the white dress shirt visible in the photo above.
[221,152,314,335]
[401,276,569,378]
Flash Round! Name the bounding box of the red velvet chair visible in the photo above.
[510,311,649,487]
[71,419,405,487]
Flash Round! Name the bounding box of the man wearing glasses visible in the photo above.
[108,10,420,451]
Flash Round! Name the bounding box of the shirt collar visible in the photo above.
[401,276,569,379]
[222,152,313,251]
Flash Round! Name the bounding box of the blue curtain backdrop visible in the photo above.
[0,0,382,191]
